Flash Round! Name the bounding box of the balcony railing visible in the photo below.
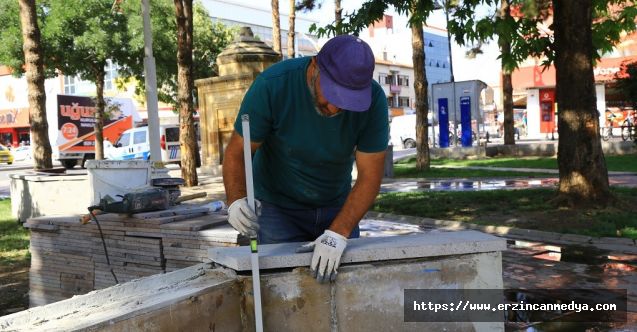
[389,84,401,93]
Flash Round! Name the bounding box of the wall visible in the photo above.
[0,252,504,332]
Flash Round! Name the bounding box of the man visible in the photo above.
[222,35,388,283]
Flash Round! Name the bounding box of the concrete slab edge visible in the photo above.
[364,211,637,254]
[209,231,506,271]
[0,264,237,332]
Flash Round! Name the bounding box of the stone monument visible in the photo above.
[195,27,280,175]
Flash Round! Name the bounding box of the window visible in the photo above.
[398,97,410,107]
[385,75,394,85]
[378,73,388,85]
[133,130,146,144]
[397,75,409,86]
[165,127,180,142]
[116,132,130,147]
[387,96,395,107]
[64,76,76,94]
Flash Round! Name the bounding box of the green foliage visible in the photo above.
[0,1,24,75]
[0,0,57,77]
[193,5,237,80]
[452,0,637,71]
[44,0,131,82]
[0,0,235,107]
[119,0,236,106]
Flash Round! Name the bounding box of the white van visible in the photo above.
[389,114,436,149]
[105,124,200,165]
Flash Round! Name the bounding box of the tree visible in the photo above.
[411,6,431,170]
[174,0,198,186]
[499,0,515,145]
[288,0,296,58]
[18,0,53,170]
[553,0,609,206]
[272,0,282,55]
[335,0,343,34]
[45,0,132,160]
[451,0,637,205]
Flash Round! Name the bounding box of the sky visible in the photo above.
[227,0,502,85]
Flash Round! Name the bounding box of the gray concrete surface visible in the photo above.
[209,230,506,271]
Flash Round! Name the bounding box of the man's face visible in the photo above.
[309,62,342,117]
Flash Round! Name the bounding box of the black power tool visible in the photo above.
[89,187,170,215]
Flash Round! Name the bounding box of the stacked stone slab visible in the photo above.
[24,205,243,307]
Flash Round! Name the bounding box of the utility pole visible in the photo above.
[142,0,161,161]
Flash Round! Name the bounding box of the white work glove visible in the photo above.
[296,230,347,283]
[227,198,261,238]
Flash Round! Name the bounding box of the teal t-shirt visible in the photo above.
[234,56,389,209]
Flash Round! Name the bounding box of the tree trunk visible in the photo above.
[94,67,106,160]
[18,0,52,170]
[500,0,515,145]
[553,0,610,206]
[335,0,342,35]
[175,0,198,186]
[271,0,282,55]
[411,11,430,171]
[287,0,295,59]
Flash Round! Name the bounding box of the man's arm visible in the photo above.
[222,131,262,205]
[328,149,386,237]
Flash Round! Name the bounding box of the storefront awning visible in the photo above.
[0,107,30,128]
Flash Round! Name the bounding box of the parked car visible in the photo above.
[389,114,435,148]
[12,146,32,161]
[0,144,14,165]
[105,124,200,165]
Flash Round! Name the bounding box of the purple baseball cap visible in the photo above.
[317,35,375,112]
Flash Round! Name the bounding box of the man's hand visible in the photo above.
[296,230,347,283]
[227,198,261,238]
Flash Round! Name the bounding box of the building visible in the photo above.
[362,15,452,117]
[202,0,320,58]
[374,60,414,116]
[511,30,637,139]
[0,67,64,148]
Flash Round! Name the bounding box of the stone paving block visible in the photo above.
[590,237,636,246]
[208,230,506,271]
[559,234,593,243]
[504,228,563,242]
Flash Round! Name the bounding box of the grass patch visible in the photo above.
[0,199,30,315]
[423,154,637,172]
[373,187,637,239]
[0,199,30,269]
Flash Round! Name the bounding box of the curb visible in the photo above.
[365,211,637,254]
